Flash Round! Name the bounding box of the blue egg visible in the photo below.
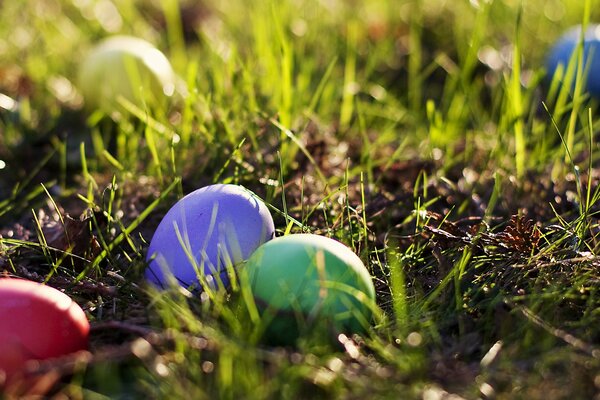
[145,184,275,290]
[546,25,600,97]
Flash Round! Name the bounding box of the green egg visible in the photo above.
[244,234,376,345]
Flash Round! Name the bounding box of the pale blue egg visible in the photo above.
[546,25,600,97]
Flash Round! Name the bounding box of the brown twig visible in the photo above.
[505,299,600,359]
[91,320,154,337]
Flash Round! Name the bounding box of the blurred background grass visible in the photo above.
[1,0,599,180]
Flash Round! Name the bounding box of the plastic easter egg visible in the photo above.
[78,35,177,114]
[0,279,89,383]
[145,184,275,290]
[244,234,376,344]
[546,25,600,97]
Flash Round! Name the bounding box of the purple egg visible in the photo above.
[145,184,275,290]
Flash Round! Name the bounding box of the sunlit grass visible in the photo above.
[0,0,599,398]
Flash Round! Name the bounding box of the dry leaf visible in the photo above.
[40,209,107,269]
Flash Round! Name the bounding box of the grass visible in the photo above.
[0,0,599,398]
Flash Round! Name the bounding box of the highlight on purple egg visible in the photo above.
[145,184,275,291]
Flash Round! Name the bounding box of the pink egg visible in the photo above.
[0,279,90,383]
